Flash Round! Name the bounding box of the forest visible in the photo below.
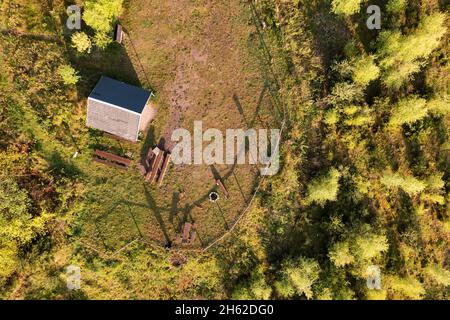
[0,0,449,300]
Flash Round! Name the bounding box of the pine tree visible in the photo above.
[354,234,389,261]
[305,168,342,206]
[352,55,380,86]
[331,0,364,16]
[381,172,427,196]
[83,0,123,33]
[329,240,355,267]
[386,0,407,14]
[386,275,425,299]
[378,13,447,88]
[389,96,428,127]
[425,264,450,286]
[277,257,321,299]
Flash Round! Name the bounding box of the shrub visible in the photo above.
[71,32,92,53]
[58,65,80,85]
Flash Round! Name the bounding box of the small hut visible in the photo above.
[86,76,154,142]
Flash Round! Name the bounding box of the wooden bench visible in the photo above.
[146,148,164,182]
[93,150,131,170]
[95,150,131,166]
[142,146,172,186]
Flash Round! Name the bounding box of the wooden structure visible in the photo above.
[141,146,172,186]
[93,149,131,170]
[175,222,196,246]
[87,76,153,142]
[115,24,123,44]
[216,179,229,199]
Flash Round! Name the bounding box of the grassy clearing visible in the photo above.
[72,0,280,254]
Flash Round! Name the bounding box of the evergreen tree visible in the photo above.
[352,55,380,86]
[329,240,355,267]
[331,0,364,16]
[389,96,428,127]
[381,172,427,196]
[305,168,342,206]
[276,257,321,299]
[378,13,447,88]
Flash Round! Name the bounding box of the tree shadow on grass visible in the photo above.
[46,151,82,179]
[140,126,156,161]
[143,183,171,244]
[71,41,142,101]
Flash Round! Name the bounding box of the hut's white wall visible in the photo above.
[87,98,141,141]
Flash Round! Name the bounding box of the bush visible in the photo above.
[71,32,92,53]
[58,65,80,85]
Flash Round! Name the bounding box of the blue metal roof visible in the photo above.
[89,76,152,114]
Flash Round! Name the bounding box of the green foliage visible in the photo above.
[331,0,364,16]
[378,13,447,88]
[381,172,427,196]
[329,241,354,267]
[427,96,450,116]
[277,257,321,299]
[0,242,19,279]
[93,31,112,49]
[386,0,407,14]
[0,177,53,280]
[354,234,388,261]
[352,55,380,86]
[425,264,450,286]
[324,109,340,125]
[389,96,428,127]
[71,32,92,53]
[232,266,272,300]
[387,275,425,299]
[329,232,388,270]
[327,82,364,106]
[304,168,341,206]
[425,173,445,191]
[83,0,123,33]
[58,65,80,85]
[0,178,52,244]
[0,0,448,301]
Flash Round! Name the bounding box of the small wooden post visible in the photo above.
[115,24,123,44]
[216,179,229,199]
